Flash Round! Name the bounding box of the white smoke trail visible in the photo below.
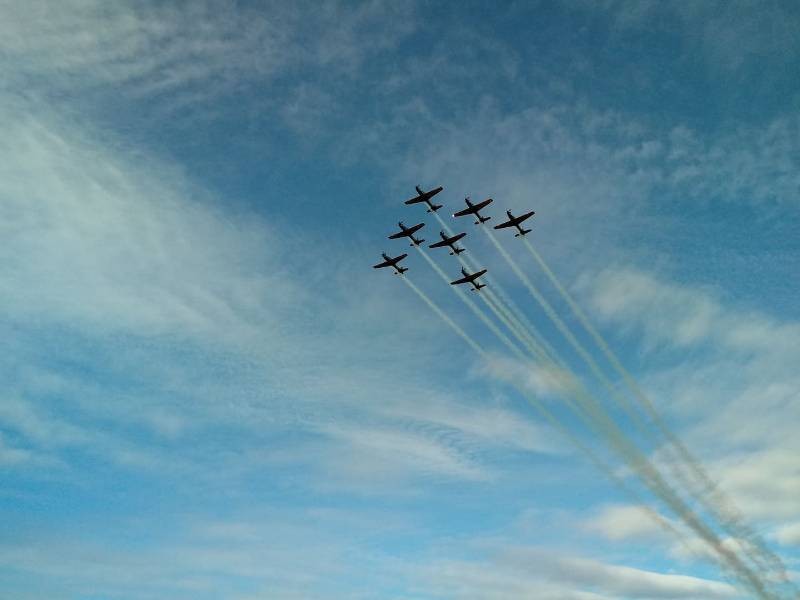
[484,227,651,423]
[432,211,562,367]
[481,227,778,598]
[417,207,776,595]
[401,274,485,357]
[521,237,792,585]
[402,254,705,570]
[413,245,526,359]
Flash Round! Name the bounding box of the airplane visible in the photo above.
[429,231,466,255]
[493,210,535,237]
[453,197,493,224]
[450,267,488,291]
[404,185,444,213]
[388,221,425,246]
[373,252,408,275]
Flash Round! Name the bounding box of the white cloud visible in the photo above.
[0,0,415,119]
[0,513,358,599]
[0,433,38,467]
[774,523,800,547]
[585,504,670,542]
[320,421,491,484]
[579,268,724,350]
[0,96,295,342]
[414,546,739,599]
[578,266,800,530]
[580,1,800,76]
[385,397,564,455]
[484,355,574,403]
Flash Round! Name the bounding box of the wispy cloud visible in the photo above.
[584,503,670,542]
[578,267,800,530]
[412,544,739,599]
[774,523,800,547]
[0,0,416,122]
[0,91,566,496]
[576,0,800,75]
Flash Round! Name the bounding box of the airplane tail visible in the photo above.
[427,203,443,213]
[476,216,491,224]
[515,228,532,237]
[398,266,408,274]
[475,283,486,290]
[453,247,465,255]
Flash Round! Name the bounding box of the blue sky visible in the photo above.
[1,1,800,598]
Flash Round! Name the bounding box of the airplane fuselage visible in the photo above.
[453,197,493,224]
[390,221,426,246]
[373,251,409,274]
[406,186,444,213]
[451,267,488,291]
[494,210,534,237]
[429,230,466,255]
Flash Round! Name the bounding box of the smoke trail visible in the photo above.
[482,227,776,598]
[481,288,543,359]
[483,227,646,423]
[402,254,713,575]
[426,211,775,594]
[521,238,792,586]
[401,275,486,357]
[432,210,562,367]
[483,302,768,596]
[488,281,564,366]
[419,240,559,386]
[414,245,526,359]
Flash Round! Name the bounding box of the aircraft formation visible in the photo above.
[373,185,535,290]
[372,184,798,600]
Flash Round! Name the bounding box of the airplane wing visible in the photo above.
[407,222,424,233]
[373,259,391,268]
[455,198,493,217]
[452,269,486,286]
[493,219,514,229]
[429,238,450,249]
[404,194,424,205]
[388,231,406,239]
[517,210,535,223]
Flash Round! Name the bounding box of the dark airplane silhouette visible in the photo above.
[404,185,444,213]
[450,267,488,291]
[373,252,408,274]
[494,210,535,237]
[429,231,466,255]
[453,197,493,224]
[388,221,426,246]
